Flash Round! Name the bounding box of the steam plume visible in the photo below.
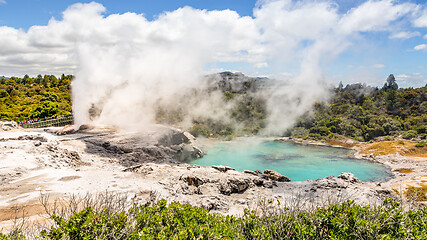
[43,0,415,135]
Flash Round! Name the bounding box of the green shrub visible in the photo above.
[29,199,427,239]
[189,124,211,137]
[402,130,418,140]
[415,141,425,148]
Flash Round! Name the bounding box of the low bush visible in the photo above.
[403,130,418,140]
[3,199,427,239]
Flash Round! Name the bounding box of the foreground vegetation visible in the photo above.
[1,199,427,239]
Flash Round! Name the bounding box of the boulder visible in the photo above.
[264,169,291,182]
[219,178,251,195]
[312,176,347,190]
[181,144,204,160]
[337,172,360,183]
[55,125,77,135]
[0,121,19,131]
[254,170,269,179]
[243,170,258,176]
[212,165,235,172]
[200,196,228,211]
[181,175,204,187]
[157,128,187,147]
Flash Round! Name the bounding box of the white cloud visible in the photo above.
[0,0,424,134]
[0,0,6,4]
[389,31,420,39]
[0,0,419,77]
[372,64,385,69]
[413,9,427,27]
[339,0,416,33]
[395,73,427,88]
[414,44,427,51]
[424,34,427,39]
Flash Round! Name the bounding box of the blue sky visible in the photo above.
[0,0,258,29]
[0,0,426,87]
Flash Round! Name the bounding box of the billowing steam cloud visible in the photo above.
[1,0,424,135]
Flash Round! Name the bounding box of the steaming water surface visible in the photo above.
[190,140,392,182]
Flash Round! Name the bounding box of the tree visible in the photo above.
[383,74,398,91]
[22,74,30,85]
[35,74,42,84]
[338,81,343,91]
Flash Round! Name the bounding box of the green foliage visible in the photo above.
[0,74,73,121]
[292,84,426,141]
[402,130,418,140]
[189,124,212,137]
[5,199,425,239]
[189,120,235,138]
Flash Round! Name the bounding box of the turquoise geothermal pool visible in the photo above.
[189,140,392,182]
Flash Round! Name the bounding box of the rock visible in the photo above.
[254,170,269,179]
[219,178,251,195]
[157,128,187,147]
[0,121,19,131]
[180,183,202,195]
[181,175,204,187]
[337,172,360,183]
[375,189,392,195]
[78,124,94,131]
[14,134,48,142]
[212,165,235,172]
[181,144,204,160]
[200,196,228,211]
[263,181,275,188]
[183,132,196,142]
[55,125,77,135]
[252,178,264,186]
[156,128,204,161]
[313,176,347,190]
[243,170,257,176]
[264,169,291,182]
[123,164,143,172]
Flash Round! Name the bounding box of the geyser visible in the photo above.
[50,0,414,135]
[70,1,338,135]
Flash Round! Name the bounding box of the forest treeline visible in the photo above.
[189,74,427,142]
[1,74,426,142]
[290,76,427,141]
[0,74,73,121]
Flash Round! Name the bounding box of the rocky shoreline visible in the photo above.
[276,136,427,205]
[0,125,425,230]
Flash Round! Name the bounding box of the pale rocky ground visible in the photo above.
[0,125,419,232]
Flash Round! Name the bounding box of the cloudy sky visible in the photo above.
[0,0,426,87]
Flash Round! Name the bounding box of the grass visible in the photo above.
[395,168,415,174]
[405,184,427,202]
[360,141,399,156]
[360,140,427,157]
[326,139,356,148]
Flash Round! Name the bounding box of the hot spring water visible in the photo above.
[190,140,392,182]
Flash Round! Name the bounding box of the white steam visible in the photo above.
[69,0,418,135]
[0,0,420,135]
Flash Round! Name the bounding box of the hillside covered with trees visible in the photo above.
[289,75,426,142]
[0,74,73,121]
[1,73,425,143]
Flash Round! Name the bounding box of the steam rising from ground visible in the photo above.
[5,0,417,135]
